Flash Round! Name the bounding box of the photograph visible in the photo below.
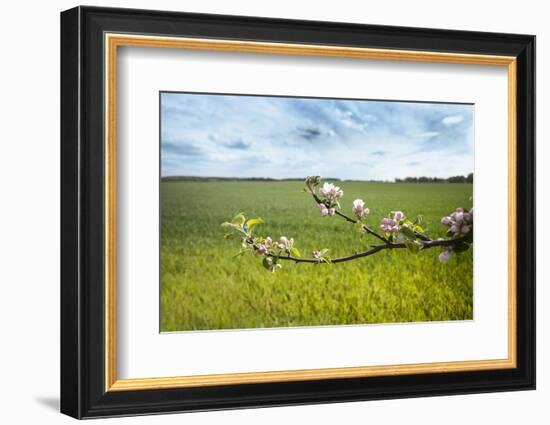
[160,92,475,332]
[57,5,535,419]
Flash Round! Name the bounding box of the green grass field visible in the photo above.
[160,181,473,332]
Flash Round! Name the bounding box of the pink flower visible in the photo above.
[352,199,364,214]
[352,199,369,218]
[264,236,272,247]
[276,236,294,252]
[439,250,451,263]
[318,182,333,197]
[393,211,405,222]
[380,217,399,233]
[328,207,336,216]
[441,207,473,236]
[319,182,343,200]
[256,245,268,255]
[451,210,464,224]
[318,203,329,217]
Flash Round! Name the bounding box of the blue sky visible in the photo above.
[160,92,474,181]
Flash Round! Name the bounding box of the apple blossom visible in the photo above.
[380,217,399,233]
[441,207,473,237]
[441,216,452,225]
[276,236,294,252]
[262,256,282,272]
[318,182,343,200]
[352,199,370,218]
[255,244,268,255]
[318,203,329,217]
[393,211,405,222]
[439,250,451,263]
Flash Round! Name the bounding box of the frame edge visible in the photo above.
[61,6,536,418]
[60,6,83,420]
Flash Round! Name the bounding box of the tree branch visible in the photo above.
[226,178,472,270]
[310,191,390,244]
[267,235,468,264]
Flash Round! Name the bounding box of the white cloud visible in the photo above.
[442,115,464,126]
[419,131,440,138]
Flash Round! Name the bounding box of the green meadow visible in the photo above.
[160,181,473,332]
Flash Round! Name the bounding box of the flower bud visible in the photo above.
[393,211,405,221]
[352,199,365,214]
[318,203,329,217]
[439,250,451,263]
[451,211,464,223]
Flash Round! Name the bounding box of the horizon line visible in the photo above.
[161,174,474,182]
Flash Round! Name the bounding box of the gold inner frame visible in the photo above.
[104,33,518,392]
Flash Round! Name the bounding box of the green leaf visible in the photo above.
[232,248,247,258]
[246,217,264,232]
[231,213,246,227]
[399,225,416,239]
[413,225,424,233]
[414,215,424,225]
[221,222,236,229]
[221,222,247,234]
[223,233,235,239]
[290,246,302,258]
[322,255,332,264]
[405,239,421,252]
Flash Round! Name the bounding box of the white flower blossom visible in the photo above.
[352,199,370,218]
[318,182,343,201]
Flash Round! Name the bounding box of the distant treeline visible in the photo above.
[161,176,323,182]
[395,173,473,183]
[162,174,473,183]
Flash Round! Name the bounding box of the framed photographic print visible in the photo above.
[60,6,536,419]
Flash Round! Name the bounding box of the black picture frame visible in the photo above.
[61,5,535,419]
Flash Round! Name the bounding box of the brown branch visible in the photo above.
[265,235,468,265]
[232,179,472,268]
[310,191,390,244]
